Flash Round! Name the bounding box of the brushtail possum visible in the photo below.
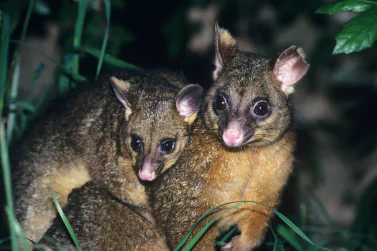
[147,24,309,250]
[11,69,202,243]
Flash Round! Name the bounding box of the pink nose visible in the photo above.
[223,128,243,146]
[225,129,240,141]
[139,170,155,181]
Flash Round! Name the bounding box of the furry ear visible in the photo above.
[110,76,133,120]
[213,22,238,80]
[273,46,310,95]
[176,84,203,125]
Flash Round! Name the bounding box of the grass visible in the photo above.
[1,1,376,251]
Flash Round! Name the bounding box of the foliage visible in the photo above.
[1,0,377,250]
[316,0,377,54]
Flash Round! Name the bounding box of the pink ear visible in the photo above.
[273,46,309,95]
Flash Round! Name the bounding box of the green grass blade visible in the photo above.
[26,63,45,104]
[269,227,280,251]
[0,122,18,250]
[73,0,90,75]
[310,240,330,251]
[59,54,74,94]
[9,101,37,113]
[76,45,141,69]
[5,207,31,251]
[49,182,80,250]
[7,55,20,144]
[173,201,245,251]
[270,207,314,245]
[176,200,319,251]
[182,203,244,251]
[277,224,303,251]
[0,11,11,126]
[7,0,35,144]
[216,226,238,246]
[20,0,34,41]
[96,0,111,77]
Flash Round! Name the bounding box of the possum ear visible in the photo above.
[213,22,238,80]
[176,84,203,125]
[111,77,133,120]
[273,46,310,96]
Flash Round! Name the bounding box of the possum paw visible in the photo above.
[221,235,240,251]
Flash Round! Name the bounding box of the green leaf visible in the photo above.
[73,0,90,75]
[9,101,37,113]
[49,181,81,250]
[316,0,376,14]
[7,0,35,145]
[173,201,243,251]
[216,226,238,246]
[277,225,303,251]
[76,46,141,69]
[182,203,244,251]
[333,6,377,54]
[175,200,317,251]
[0,11,11,122]
[96,0,111,77]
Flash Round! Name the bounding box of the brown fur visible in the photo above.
[11,69,202,243]
[147,24,308,250]
[38,181,169,251]
[148,120,294,250]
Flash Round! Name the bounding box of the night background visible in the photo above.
[1,0,377,250]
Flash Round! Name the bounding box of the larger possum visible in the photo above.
[146,23,309,250]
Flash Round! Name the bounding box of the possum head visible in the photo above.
[112,74,202,181]
[203,23,309,148]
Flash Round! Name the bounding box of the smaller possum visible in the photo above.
[11,69,202,243]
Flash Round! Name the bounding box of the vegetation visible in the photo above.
[1,0,377,250]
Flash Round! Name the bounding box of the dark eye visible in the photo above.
[160,139,175,153]
[130,135,142,152]
[253,100,270,117]
[213,95,227,114]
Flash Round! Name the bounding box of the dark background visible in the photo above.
[1,0,377,249]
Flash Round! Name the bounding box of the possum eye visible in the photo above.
[130,135,142,152]
[213,95,227,115]
[160,139,175,153]
[252,100,270,118]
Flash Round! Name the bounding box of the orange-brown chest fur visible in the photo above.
[186,122,295,227]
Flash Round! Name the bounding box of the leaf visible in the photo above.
[73,0,90,75]
[49,182,81,250]
[9,101,37,113]
[76,45,141,69]
[96,0,111,77]
[173,201,243,251]
[182,203,244,251]
[316,0,375,14]
[0,11,11,117]
[175,200,317,251]
[333,6,377,54]
[277,225,303,251]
